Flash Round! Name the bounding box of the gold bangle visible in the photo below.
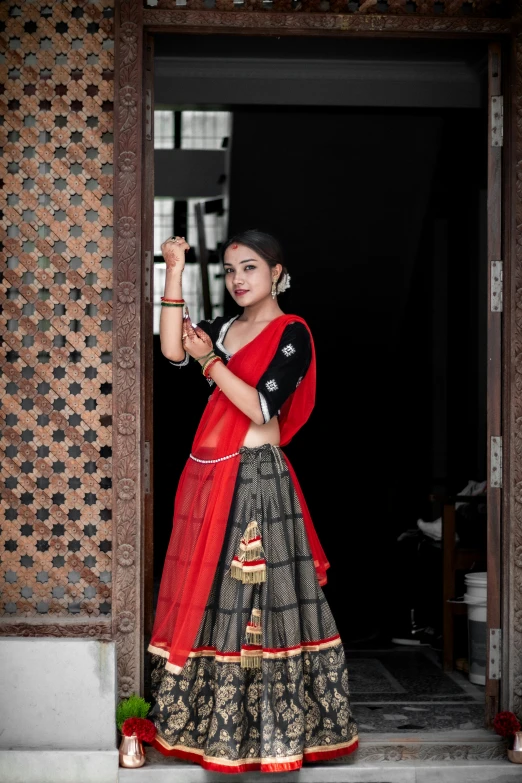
[200,353,216,373]
[202,356,222,378]
[201,354,221,375]
[201,357,218,375]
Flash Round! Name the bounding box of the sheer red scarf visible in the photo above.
[149,314,329,673]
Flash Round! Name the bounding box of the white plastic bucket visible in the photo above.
[463,572,487,686]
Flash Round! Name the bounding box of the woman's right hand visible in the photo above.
[161,236,190,274]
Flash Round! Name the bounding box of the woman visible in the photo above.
[148,229,358,773]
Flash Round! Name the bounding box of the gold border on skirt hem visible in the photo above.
[306,738,358,754]
[154,735,358,765]
[155,736,302,766]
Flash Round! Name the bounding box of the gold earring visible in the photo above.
[271,279,277,299]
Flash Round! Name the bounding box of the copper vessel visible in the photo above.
[118,733,146,768]
[508,731,522,763]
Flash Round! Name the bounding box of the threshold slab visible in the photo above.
[119,734,509,783]
[415,763,522,783]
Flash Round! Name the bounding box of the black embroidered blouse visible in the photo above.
[170,315,312,424]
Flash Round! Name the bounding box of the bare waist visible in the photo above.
[242,416,280,449]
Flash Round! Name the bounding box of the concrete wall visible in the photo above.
[0,639,118,783]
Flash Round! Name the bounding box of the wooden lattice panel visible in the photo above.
[0,0,114,619]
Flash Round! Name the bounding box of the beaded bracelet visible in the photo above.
[161,301,184,308]
[202,356,222,378]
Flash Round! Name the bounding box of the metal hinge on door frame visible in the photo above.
[145,89,152,142]
[491,260,503,312]
[144,250,152,304]
[489,629,502,680]
[144,441,151,494]
[491,96,503,147]
[490,436,502,488]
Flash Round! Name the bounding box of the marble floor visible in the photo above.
[346,646,486,733]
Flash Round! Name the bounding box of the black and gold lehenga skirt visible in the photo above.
[149,444,359,773]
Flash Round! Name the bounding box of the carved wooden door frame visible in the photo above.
[113,0,522,723]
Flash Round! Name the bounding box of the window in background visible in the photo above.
[152,108,231,332]
[181,111,231,150]
[186,198,227,251]
[153,198,227,258]
[153,262,224,334]
[154,198,174,255]
[154,109,231,151]
[154,110,174,149]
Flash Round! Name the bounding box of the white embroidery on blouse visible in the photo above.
[282,343,296,358]
[296,375,303,387]
[215,316,239,359]
[265,379,278,392]
[169,353,190,367]
[259,392,270,424]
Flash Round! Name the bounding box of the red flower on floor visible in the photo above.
[493,711,521,738]
[122,717,157,744]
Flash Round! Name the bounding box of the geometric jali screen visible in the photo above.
[0,0,114,619]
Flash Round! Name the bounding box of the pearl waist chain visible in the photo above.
[190,451,240,464]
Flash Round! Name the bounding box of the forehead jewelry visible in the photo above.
[232,243,238,249]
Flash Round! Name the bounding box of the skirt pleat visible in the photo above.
[149,444,358,773]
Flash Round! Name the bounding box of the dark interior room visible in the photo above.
[148,34,489,726]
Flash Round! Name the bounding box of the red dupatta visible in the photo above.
[149,314,329,673]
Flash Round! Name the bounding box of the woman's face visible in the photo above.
[223,244,281,307]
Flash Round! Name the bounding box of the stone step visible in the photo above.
[119,733,515,783]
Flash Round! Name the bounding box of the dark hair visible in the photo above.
[221,229,288,288]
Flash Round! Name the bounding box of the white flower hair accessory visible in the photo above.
[277,273,291,294]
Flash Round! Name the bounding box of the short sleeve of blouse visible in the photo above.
[256,322,311,423]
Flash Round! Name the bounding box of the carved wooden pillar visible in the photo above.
[112,0,144,698]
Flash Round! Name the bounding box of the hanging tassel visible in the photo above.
[242,610,263,668]
[240,521,263,561]
[230,555,244,581]
[245,608,262,643]
[241,646,263,668]
[230,521,266,583]
[240,559,267,584]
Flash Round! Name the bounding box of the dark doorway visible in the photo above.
[148,36,489,725]
[223,103,488,647]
